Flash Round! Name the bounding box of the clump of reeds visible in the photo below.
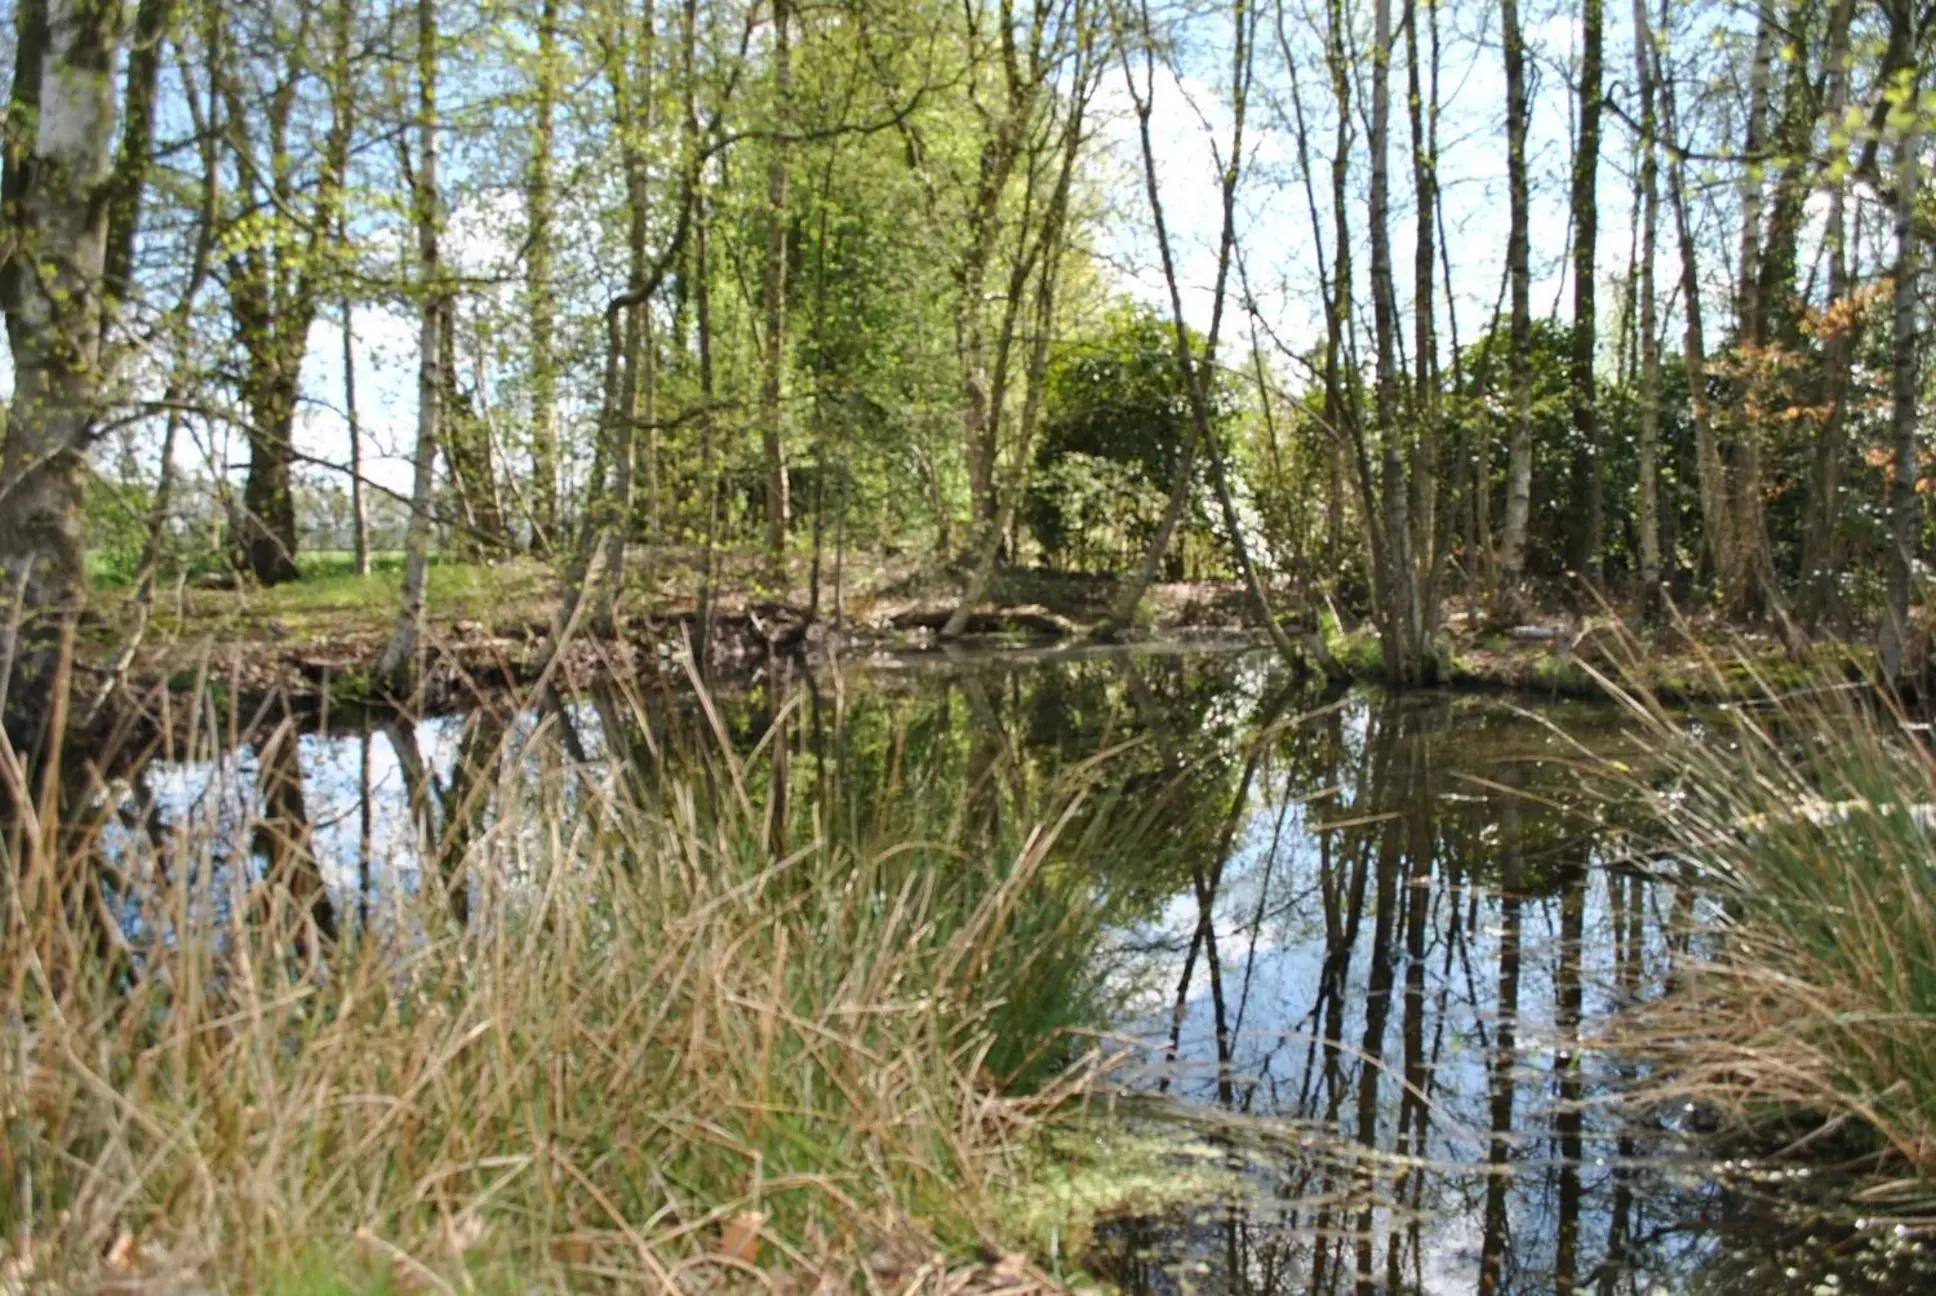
[0,667,1119,1292]
[1590,638,1936,1178]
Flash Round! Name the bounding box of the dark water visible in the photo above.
[101,644,1934,1295]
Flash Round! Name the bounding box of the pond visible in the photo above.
[101,643,1932,1295]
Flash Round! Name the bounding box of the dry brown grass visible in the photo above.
[0,670,1116,1293]
[1586,637,1936,1184]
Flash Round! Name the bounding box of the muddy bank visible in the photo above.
[91,564,1873,743]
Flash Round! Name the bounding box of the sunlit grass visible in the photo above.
[1594,639,1936,1178]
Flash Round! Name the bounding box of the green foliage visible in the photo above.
[1026,303,1227,573]
[83,476,154,590]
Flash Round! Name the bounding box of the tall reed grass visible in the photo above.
[1592,644,1936,1179]
[0,668,1124,1292]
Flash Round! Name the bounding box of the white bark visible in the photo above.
[378,0,443,689]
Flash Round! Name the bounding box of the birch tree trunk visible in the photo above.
[378,0,445,690]
[1719,0,1775,615]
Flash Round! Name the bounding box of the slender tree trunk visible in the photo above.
[130,54,222,614]
[946,33,1095,638]
[953,24,1043,550]
[1632,0,1661,616]
[694,196,721,671]
[759,0,792,575]
[1371,0,1420,676]
[1139,1,1297,660]
[378,0,444,690]
[526,0,560,553]
[1405,0,1440,619]
[592,0,659,633]
[1658,22,1734,598]
[1275,2,1352,585]
[1882,69,1923,682]
[1566,0,1603,583]
[1802,0,1858,625]
[1103,6,1255,640]
[1735,2,1775,347]
[1723,0,1776,615]
[1496,0,1534,617]
[344,300,369,573]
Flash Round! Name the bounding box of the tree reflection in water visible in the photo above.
[107,647,1910,1294]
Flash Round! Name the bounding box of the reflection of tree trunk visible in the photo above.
[254,718,334,944]
[959,674,1009,852]
[1554,860,1586,1296]
[1603,870,1644,1287]
[384,717,438,881]
[1353,745,1402,1294]
[765,652,792,860]
[1390,726,1435,1292]
[1478,791,1522,1296]
[358,723,374,928]
[440,707,508,925]
[1309,752,1371,1295]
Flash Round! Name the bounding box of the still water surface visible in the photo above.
[109,644,1932,1295]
